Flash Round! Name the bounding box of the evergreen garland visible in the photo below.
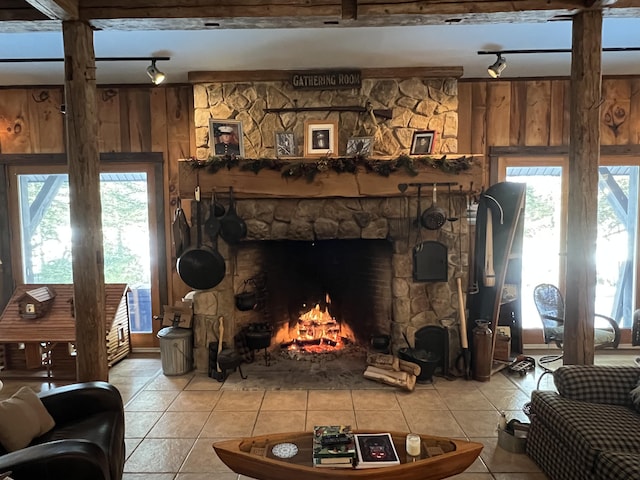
[189,154,473,183]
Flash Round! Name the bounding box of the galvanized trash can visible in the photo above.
[157,327,193,375]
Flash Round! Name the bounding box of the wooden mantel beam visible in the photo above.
[25,0,78,20]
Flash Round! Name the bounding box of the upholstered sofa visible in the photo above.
[527,365,640,480]
[0,381,125,480]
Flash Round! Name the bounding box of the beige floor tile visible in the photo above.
[147,411,210,438]
[177,474,238,480]
[437,389,497,411]
[125,411,163,438]
[185,374,224,391]
[448,474,494,479]
[477,373,519,390]
[168,390,222,411]
[493,473,549,479]
[462,453,491,473]
[307,390,353,410]
[124,438,195,473]
[474,437,543,473]
[354,410,409,431]
[351,389,400,410]
[396,389,448,411]
[214,390,265,411]
[145,373,194,391]
[124,438,143,460]
[180,437,235,473]
[111,357,162,377]
[403,409,466,438]
[481,389,531,412]
[305,410,357,431]
[434,378,483,392]
[261,390,308,410]
[253,410,306,436]
[201,410,258,437]
[123,474,175,480]
[453,410,501,437]
[125,390,180,411]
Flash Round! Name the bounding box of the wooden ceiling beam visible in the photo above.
[25,0,78,20]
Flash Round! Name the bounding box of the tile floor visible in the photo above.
[0,349,638,479]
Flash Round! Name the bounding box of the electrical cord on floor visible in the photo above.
[536,354,561,390]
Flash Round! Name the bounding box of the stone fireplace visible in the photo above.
[184,68,478,375]
[189,195,469,374]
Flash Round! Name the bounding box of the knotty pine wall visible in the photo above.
[458,78,640,162]
[0,85,195,308]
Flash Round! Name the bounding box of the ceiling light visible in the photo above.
[487,54,507,78]
[146,59,166,85]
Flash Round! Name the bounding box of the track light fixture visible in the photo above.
[0,56,170,85]
[146,59,166,85]
[487,54,507,78]
[478,47,640,78]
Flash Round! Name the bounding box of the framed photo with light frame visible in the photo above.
[346,136,374,156]
[304,120,338,157]
[210,119,244,157]
[275,131,296,157]
[410,130,436,155]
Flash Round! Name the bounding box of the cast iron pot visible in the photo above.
[245,323,272,350]
[235,291,257,311]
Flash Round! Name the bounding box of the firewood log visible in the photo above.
[398,359,421,376]
[363,366,416,391]
[366,352,399,371]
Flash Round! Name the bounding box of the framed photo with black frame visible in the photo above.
[346,136,374,157]
[275,131,296,157]
[410,130,436,155]
[304,120,338,157]
[210,119,244,157]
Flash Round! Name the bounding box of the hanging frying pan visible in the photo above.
[421,183,447,230]
[220,187,247,244]
[177,186,226,290]
[413,185,448,282]
[204,189,222,242]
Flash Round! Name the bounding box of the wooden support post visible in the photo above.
[62,20,108,381]
[564,10,602,366]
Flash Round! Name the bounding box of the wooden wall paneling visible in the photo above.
[97,87,122,152]
[600,79,631,145]
[524,80,552,146]
[26,88,65,153]
[0,90,32,153]
[486,81,511,147]
[470,82,487,185]
[629,79,640,145]
[509,81,527,146]
[125,88,152,152]
[166,86,193,300]
[561,80,571,145]
[118,89,132,152]
[549,80,567,146]
[457,82,472,154]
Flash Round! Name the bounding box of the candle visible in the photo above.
[406,433,421,457]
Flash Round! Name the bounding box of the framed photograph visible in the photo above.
[304,120,338,157]
[275,131,296,157]
[410,130,436,155]
[209,119,244,157]
[346,136,374,156]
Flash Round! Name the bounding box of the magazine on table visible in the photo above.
[354,433,400,468]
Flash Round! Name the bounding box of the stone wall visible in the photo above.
[193,77,459,160]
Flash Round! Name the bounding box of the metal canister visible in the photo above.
[472,319,492,382]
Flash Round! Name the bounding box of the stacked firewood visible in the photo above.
[363,353,421,391]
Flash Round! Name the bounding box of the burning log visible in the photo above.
[363,366,417,392]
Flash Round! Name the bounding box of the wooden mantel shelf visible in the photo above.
[178,156,483,199]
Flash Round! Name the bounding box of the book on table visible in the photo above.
[354,433,400,469]
[313,425,356,467]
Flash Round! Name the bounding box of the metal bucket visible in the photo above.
[157,327,193,375]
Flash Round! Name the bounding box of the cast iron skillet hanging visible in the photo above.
[220,187,247,244]
[421,183,447,230]
[204,189,223,242]
[413,185,449,282]
[177,186,226,290]
[171,197,191,257]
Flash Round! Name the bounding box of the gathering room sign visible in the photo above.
[290,69,362,90]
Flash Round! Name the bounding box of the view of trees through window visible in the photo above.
[19,173,153,333]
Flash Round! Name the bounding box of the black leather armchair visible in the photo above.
[0,381,125,480]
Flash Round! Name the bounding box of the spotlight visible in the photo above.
[487,54,507,78]
[146,59,166,85]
